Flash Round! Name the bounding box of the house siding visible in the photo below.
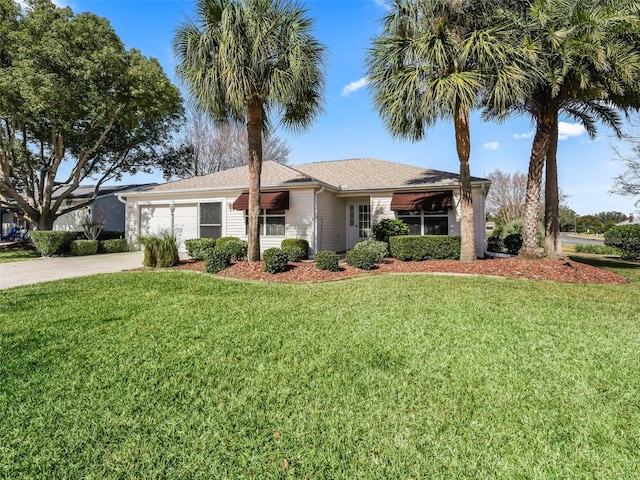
[317,190,346,252]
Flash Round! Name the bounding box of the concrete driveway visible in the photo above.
[0,251,145,290]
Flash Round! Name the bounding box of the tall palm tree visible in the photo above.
[504,0,640,257]
[173,0,325,261]
[367,0,524,261]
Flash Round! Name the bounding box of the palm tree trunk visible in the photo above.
[520,117,552,258]
[246,99,263,262]
[544,113,562,257]
[454,105,475,262]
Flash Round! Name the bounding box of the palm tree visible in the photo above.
[366,0,523,262]
[504,0,640,257]
[173,0,325,261]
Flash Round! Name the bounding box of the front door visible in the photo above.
[346,201,371,249]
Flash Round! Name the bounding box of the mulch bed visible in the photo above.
[172,256,628,284]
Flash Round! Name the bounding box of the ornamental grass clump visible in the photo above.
[140,231,179,268]
[70,239,98,256]
[314,250,339,272]
[263,248,289,274]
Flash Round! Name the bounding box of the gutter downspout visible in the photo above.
[313,185,325,257]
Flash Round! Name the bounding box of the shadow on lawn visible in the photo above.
[568,254,640,271]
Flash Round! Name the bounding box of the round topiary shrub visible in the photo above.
[218,239,248,262]
[353,239,388,262]
[282,245,306,262]
[70,239,99,256]
[314,250,339,272]
[503,233,523,255]
[185,238,217,260]
[281,239,309,260]
[262,248,289,274]
[204,249,232,273]
[216,236,242,248]
[345,248,378,270]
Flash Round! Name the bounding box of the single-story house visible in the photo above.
[120,158,491,257]
[53,184,155,233]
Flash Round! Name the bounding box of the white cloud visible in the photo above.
[341,78,369,97]
[558,121,586,140]
[372,0,391,10]
[513,131,533,140]
[483,142,500,151]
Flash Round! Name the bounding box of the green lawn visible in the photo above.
[0,249,40,263]
[1,258,639,478]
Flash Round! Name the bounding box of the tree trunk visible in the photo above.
[544,113,562,257]
[246,99,263,262]
[454,105,475,262]
[520,117,552,258]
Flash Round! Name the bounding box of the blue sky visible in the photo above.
[42,0,640,215]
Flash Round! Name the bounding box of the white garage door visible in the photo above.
[139,205,171,236]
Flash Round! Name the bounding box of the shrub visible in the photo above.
[282,245,306,262]
[574,244,621,255]
[263,248,289,274]
[218,239,248,262]
[372,218,410,244]
[204,249,231,273]
[389,235,461,261]
[605,225,640,260]
[99,238,129,254]
[185,238,217,260]
[487,236,504,253]
[30,230,73,257]
[314,250,339,272]
[353,239,389,262]
[345,248,378,270]
[281,239,309,260]
[140,231,179,268]
[70,239,98,256]
[503,233,523,255]
[216,236,242,247]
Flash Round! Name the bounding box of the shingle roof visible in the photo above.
[293,158,488,190]
[127,158,489,195]
[136,161,315,193]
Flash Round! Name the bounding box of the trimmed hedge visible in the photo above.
[389,235,461,261]
[99,238,129,254]
[353,240,388,262]
[30,230,73,257]
[282,245,306,262]
[218,239,248,262]
[185,238,217,260]
[281,239,309,260]
[314,250,339,272]
[605,224,640,260]
[345,248,378,270]
[263,248,289,274]
[216,236,242,247]
[70,239,98,256]
[204,249,231,273]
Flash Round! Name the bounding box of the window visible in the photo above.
[245,209,286,236]
[358,204,371,238]
[200,202,222,239]
[397,210,448,235]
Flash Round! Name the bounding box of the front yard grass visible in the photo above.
[1,258,639,478]
[0,249,40,263]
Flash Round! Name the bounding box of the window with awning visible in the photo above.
[232,191,290,210]
[390,191,453,212]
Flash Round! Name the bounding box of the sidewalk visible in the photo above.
[0,251,145,290]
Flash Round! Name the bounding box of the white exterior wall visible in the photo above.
[317,190,346,252]
[126,188,316,254]
[371,194,394,224]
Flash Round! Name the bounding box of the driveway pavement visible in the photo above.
[560,232,605,246]
[0,251,145,290]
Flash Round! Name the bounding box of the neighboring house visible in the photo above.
[120,158,492,257]
[54,184,155,233]
[616,215,639,226]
